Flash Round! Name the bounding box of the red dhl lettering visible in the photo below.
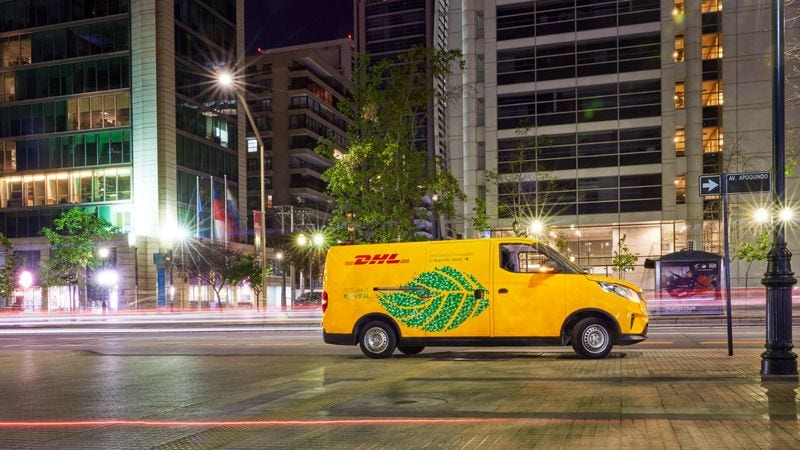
[345,253,410,265]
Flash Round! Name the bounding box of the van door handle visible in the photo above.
[498,288,508,294]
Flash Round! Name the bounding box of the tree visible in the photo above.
[318,47,466,243]
[484,127,560,237]
[41,208,119,310]
[227,252,273,308]
[0,233,15,307]
[612,234,639,280]
[735,230,771,294]
[177,240,242,307]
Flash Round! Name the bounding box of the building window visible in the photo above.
[0,167,131,208]
[703,127,723,153]
[675,127,686,156]
[675,82,685,109]
[674,0,685,16]
[674,35,685,62]
[702,33,723,59]
[676,175,686,204]
[702,80,723,106]
[247,138,258,153]
[701,0,722,13]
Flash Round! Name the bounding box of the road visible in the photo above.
[0,324,789,352]
[0,325,796,449]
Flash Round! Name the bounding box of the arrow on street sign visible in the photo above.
[699,174,722,196]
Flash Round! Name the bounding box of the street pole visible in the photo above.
[761,0,797,379]
[237,91,268,312]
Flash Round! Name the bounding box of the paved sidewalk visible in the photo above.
[0,346,797,448]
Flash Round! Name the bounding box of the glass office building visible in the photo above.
[0,0,246,309]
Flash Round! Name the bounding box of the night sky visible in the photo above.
[245,0,353,52]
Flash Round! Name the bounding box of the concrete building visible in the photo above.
[244,39,353,239]
[0,0,248,309]
[448,0,800,289]
[355,0,452,237]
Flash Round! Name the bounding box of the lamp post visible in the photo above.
[276,251,286,309]
[128,232,138,310]
[761,0,797,379]
[218,70,268,312]
[297,232,325,299]
[18,270,32,311]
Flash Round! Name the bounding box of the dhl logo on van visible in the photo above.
[346,253,410,265]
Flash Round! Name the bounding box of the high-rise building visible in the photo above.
[244,39,353,238]
[0,0,246,309]
[448,0,799,286]
[355,0,452,237]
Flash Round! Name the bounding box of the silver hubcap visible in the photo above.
[364,327,388,353]
[583,325,608,353]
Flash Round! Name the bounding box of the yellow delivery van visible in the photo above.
[321,238,648,359]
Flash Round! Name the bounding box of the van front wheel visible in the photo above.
[359,321,397,358]
[571,317,613,358]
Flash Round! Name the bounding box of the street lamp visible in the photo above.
[276,251,286,308]
[128,232,138,310]
[296,232,326,301]
[217,69,268,312]
[18,270,32,311]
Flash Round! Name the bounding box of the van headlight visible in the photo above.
[598,282,640,303]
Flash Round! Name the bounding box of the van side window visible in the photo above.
[500,244,554,273]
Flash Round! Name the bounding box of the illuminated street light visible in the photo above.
[217,69,268,310]
[779,207,794,223]
[312,233,325,247]
[754,207,770,224]
[98,247,110,259]
[96,269,118,287]
[297,234,308,247]
[529,219,544,235]
[18,271,33,289]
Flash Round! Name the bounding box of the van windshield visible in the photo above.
[539,244,585,274]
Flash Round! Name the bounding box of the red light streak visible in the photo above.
[0,418,510,428]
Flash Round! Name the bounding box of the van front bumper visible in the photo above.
[323,330,356,346]
[617,324,648,346]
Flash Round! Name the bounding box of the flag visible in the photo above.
[195,176,202,238]
[212,182,226,241]
[225,184,240,243]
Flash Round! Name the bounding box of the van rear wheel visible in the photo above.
[397,345,425,355]
[359,321,397,359]
[571,317,613,358]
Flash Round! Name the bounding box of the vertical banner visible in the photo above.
[156,268,166,307]
[253,210,263,252]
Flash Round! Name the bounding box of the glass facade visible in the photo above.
[491,0,663,219]
[0,0,132,236]
[173,0,239,238]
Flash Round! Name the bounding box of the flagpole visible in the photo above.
[210,176,214,242]
[195,176,200,238]
[224,174,228,246]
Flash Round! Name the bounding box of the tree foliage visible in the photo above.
[484,128,559,236]
[40,208,119,309]
[611,234,639,278]
[227,252,273,307]
[0,233,15,305]
[318,47,466,243]
[176,240,243,306]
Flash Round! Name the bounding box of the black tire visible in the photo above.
[397,345,425,355]
[571,317,613,358]
[359,321,397,359]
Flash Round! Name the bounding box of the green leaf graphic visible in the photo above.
[377,266,489,332]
